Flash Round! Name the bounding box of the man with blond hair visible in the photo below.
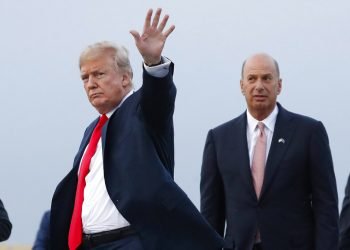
[50,8,223,250]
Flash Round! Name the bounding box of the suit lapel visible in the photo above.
[260,104,295,198]
[101,91,138,154]
[232,112,258,200]
[73,118,99,170]
[101,118,110,154]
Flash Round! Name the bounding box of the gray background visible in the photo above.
[1,0,349,244]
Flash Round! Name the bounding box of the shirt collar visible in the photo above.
[247,104,279,134]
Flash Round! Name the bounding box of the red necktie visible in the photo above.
[68,114,108,250]
[251,122,267,199]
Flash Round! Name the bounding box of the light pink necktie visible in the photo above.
[251,122,267,199]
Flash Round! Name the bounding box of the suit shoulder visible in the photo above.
[280,107,330,140]
[284,109,322,127]
[210,113,245,134]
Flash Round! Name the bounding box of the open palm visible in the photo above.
[130,8,175,66]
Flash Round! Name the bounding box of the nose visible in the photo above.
[255,79,264,91]
[86,75,97,89]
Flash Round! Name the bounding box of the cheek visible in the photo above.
[245,86,254,95]
[83,85,89,96]
[104,83,124,101]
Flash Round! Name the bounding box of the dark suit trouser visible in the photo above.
[80,235,144,250]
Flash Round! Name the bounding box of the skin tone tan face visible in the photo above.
[240,54,282,121]
[80,51,132,114]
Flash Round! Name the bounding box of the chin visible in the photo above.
[92,103,105,113]
[253,103,267,109]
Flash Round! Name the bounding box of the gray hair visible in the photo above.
[79,41,133,80]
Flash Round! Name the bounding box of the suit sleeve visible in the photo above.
[309,121,339,249]
[200,130,226,236]
[140,62,176,130]
[33,210,50,250]
[0,199,12,242]
[140,63,176,176]
[340,175,350,249]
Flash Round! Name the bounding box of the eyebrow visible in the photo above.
[81,67,103,76]
[247,73,273,76]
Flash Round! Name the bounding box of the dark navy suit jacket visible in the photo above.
[0,199,11,242]
[340,175,350,249]
[33,210,50,249]
[200,103,339,250]
[50,64,223,250]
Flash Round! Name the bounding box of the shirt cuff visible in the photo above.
[143,56,171,78]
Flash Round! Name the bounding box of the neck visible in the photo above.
[248,106,275,121]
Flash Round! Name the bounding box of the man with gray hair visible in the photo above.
[200,53,339,249]
[50,8,223,250]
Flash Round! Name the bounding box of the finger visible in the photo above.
[151,8,162,28]
[158,14,169,32]
[163,25,175,38]
[143,9,153,32]
[130,30,141,43]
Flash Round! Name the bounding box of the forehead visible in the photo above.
[243,56,277,76]
[80,54,115,74]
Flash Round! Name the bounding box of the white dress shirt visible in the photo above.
[81,57,171,234]
[246,105,279,167]
[246,105,278,243]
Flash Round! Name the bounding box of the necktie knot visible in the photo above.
[98,114,108,127]
[257,122,265,135]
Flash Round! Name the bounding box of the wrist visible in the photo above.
[144,57,163,67]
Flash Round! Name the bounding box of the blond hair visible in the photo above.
[79,41,133,80]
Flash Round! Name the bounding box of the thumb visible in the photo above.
[130,30,141,43]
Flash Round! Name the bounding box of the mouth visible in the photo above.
[90,93,102,99]
[253,95,267,101]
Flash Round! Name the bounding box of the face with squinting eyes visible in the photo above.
[240,54,282,120]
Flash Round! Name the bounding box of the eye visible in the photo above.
[96,71,105,79]
[263,75,273,81]
[81,75,88,83]
[247,76,255,82]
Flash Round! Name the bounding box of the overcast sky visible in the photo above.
[1,0,350,244]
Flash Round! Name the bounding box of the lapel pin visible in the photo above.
[278,138,285,144]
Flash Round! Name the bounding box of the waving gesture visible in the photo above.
[130,8,175,66]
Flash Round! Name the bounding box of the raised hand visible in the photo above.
[130,8,175,66]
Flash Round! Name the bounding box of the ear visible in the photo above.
[240,80,245,95]
[121,72,131,87]
[277,78,282,95]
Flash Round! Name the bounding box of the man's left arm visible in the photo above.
[340,175,350,249]
[0,199,11,242]
[309,121,339,249]
[33,210,50,249]
[141,57,176,128]
[130,8,176,127]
